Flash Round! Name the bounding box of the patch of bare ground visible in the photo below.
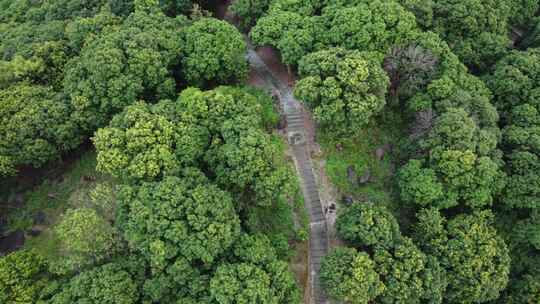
[255,46,297,86]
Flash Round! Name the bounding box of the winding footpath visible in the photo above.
[246,42,330,304]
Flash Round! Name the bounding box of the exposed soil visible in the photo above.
[255,47,297,86]
[248,68,268,88]
[1,141,93,195]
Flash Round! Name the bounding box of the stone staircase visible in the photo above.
[246,44,330,304]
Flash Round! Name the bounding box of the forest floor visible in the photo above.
[0,149,113,257]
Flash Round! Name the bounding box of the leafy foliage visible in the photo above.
[330,201,446,304]
[96,86,297,207]
[210,234,302,304]
[320,247,385,304]
[295,48,389,133]
[373,237,446,304]
[50,208,119,275]
[231,0,272,31]
[63,10,186,131]
[0,84,80,176]
[251,0,418,66]
[93,100,206,181]
[117,171,241,269]
[0,250,49,304]
[399,0,511,70]
[49,260,143,304]
[336,202,401,248]
[183,18,248,87]
[415,209,511,303]
[485,49,540,118]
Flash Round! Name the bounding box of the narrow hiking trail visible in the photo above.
[213,2,330,302]
[245,42,330,304]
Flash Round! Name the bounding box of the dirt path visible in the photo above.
[246,40,330,304]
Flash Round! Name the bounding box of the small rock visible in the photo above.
[389,163,397,175]
[329,202,336,211]
[346,166,358,186]
[375,144,394,161]
[358,167,371,184]
[82,175,96,182]
[342,195,354,206]
[27,228,42,237]
[33,211,47,225]
[375,147,385,161]
[278,116,287,129]
[14,194,24,205]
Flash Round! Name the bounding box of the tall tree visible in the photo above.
[117,170,241,269]
[50,208,119,275]
[320,247,385,304]
[415,209,511,303]
[0,250,49,304]
[63,10,186,131]
[49,260,143,304]
[183,18,248,87]
[336,202,401,249]
[0,84,79,176]
[295,48,389,133]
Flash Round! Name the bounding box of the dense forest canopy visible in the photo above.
[1,0,540,303]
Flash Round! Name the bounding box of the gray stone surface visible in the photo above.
[359,167,371,184]
[347,165,358,186]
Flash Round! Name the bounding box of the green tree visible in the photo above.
[320,1,417,52]
[183,18,248,87]
[399,149,503,210]
[64,7,121,55]
[210,233,301,303]
[320,247,385,304]
[63,10,186,131]
[117,171,241,269]
[0,250,49,304]
[485,49,540,119]
[420,108,479,153]
[251,0,418,66]
[93,100,207,181]
[250,10,311,65]
[95,86,296,207]
[502,273,540,304]
[0,83,80,176]
[415,209,511,303]
[231,0,271,31]
[250,8,318,66]
[50,261,142,304]
[507,0,540,27]
[374,237,446,304]
[398,159,444,207]
[400,0,511,70]
[210,263,274,303]
[178,86,297,207]
[503,150,540,210]
[159,0,192,16]
[336,202,401,249]
[294,48,389,133]
[51,207,119,275]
